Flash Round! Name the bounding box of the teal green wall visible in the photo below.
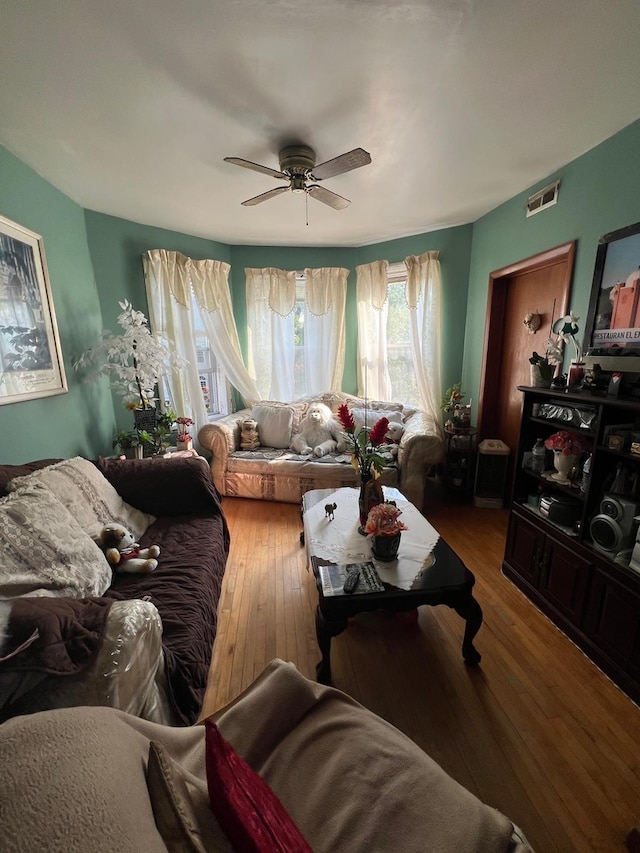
[464,118,640,409]
[2,116,640,464]
[0,146,113,462]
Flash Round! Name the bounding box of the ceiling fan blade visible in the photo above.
[224,157,286,180]
[307,185,350,210]
[241,186,289,206]
[310,147,371,181]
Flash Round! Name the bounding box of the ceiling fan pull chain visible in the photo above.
[306,190,309,226]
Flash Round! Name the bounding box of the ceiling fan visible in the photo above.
[224,144,371,210]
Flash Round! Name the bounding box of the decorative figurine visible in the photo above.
[324,502,337,521]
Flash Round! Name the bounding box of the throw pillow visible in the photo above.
[0,482,112,598]
[349,407,403,435]
[147,741,233,853]
[8,456,155,540]
[251,405,297,449]
[204,720,313,853]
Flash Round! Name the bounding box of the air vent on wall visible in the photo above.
[526,180,560,217]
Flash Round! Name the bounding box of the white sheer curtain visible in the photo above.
[144,250,259,429]
[404,250,442,422]
[355,261,391,400]
[245,266,348,400]
[304,267,348,394]
[245,268,296,401]
[356,252,442,420]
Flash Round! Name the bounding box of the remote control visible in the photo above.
[343,568,360,593]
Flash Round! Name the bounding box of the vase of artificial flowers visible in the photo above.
[175,416,195,451]
[544,430,591,484]
[336,404,389,533]
[73,300,185,426]
[365,502,408,562]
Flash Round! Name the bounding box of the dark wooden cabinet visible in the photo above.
[503,386,640,705]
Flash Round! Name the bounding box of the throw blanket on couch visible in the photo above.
[0,456,230,726]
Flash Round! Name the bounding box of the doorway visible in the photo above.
[477,241,576,471]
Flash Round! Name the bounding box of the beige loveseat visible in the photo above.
[1,659,533,853]
[198,392,444,509]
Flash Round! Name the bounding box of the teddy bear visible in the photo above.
[240,418,260,450]
[98,523,160,574]
[383,421,405,457]
[290,401,346,457]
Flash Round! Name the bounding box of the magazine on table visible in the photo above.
[318,561,385,596]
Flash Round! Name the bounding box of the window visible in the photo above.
[192,297,231,417]
[386,264,420,406]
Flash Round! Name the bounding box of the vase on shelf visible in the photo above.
[551,450,579,484]
[372,532,401,562]
[358,470,383,534]
[530,363,552,388]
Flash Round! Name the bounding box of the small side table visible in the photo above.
[444,427,478,501]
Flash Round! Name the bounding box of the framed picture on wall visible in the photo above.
[583,220,640,360]
[0,214,67,404]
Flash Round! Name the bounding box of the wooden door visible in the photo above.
[477,242,575,464]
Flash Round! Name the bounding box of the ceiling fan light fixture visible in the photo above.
[290,175,307,194]
[225,143,371,210]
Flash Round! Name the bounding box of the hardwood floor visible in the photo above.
[202,487,640,853]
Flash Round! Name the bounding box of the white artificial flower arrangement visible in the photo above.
[74,300,184,410]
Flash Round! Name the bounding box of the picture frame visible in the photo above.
[583,220,640,374]
[0,214,67,404]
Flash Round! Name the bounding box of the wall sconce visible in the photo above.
[523,312,542,334]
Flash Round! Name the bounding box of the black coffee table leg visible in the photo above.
[451,592,483,666]
[315,607,348,684]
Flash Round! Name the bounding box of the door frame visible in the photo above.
[477,241,576,440]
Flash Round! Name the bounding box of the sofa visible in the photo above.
[0,454,229,726]
[198,391,444,509]
[1,658,533,853]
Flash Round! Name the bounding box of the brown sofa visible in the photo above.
[0,659,533,853]
[0,455,229,726]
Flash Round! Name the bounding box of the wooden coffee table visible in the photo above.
[302,487,483,684]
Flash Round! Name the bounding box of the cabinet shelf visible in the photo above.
[504,386,640,706]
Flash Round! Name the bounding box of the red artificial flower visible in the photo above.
[544,430,591,456]
[337,403,355,432]
[369,417,390,446]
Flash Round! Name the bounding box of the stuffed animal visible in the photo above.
[98,523,160,574]
[383,421,405,457]
[290,402,346,457]
[240,418,260,450]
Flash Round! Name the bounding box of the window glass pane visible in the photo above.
[387,281,419,405]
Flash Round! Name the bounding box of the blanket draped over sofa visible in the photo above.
[0,455,229,726]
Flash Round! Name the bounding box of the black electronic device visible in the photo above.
[538,494,582,528]
[589,494,640,554]
[342,569,360,594]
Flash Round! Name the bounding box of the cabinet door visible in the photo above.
[504,511,545,588]
[539,535,591,625]
[584,566,640,675]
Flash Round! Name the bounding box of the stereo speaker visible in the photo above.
[589,495,640,554]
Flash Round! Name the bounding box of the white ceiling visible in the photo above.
[2,0,640,248]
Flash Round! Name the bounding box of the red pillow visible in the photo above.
[204,720,313,853]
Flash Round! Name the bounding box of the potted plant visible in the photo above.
[364,501,408,562]
[529,331,563,387]
[441,382,471,431]
[112,429,145,459]
[175,416,195,451]
[74,301,185,427]
[544,430,591,483]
